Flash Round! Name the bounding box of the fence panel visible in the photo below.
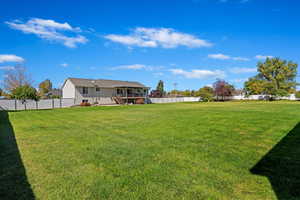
[61,98,75,107]
[53,99,61,108]
[25,100,38,110]
[0,100,16,110]
[16,100,25,110]
[0,98,75,111]
[38,99,53,109]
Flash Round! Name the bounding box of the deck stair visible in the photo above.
[112,96,124,104]
[97,97,116,105]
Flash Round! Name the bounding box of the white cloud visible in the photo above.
[230,67,256,74]
[208,53,249,61]
[105,35,157,48]
[111,64,164,71]
[6,18,88,48]
[0,66,15,70]
[153,72,164,76]
[105,27,212,48]
[111,64,146,70]
[208,54,230,60]
[0,54,24,63]
[170,68,225,79]
[27,18,75,31]
[255,55,274,60]
[232,57,250,61]
[60,63,68,67]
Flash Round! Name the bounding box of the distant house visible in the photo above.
[45,89,62,98]
[149,90,164,98]
[62,78,149,104]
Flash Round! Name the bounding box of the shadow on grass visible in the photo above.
[0,111,35,199]
[250,122,300,200]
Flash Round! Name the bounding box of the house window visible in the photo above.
[96,87,100,92]
[82,87,88,94]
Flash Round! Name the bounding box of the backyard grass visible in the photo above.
[1,101,300,200]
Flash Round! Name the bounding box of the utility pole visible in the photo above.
[173,82,178,97]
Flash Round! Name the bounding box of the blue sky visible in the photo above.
[0,0,299,91]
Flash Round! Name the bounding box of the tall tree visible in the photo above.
[39,79,52,97]
[3,65,32,93]
[0,88,3,96]
[156,80,164,94]
[244,76,268,95]
[182,90,192,97]
[244,58,298,97]
[213,80,235,101]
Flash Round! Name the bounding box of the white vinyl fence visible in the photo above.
[148,97,201,104]
[149,95,298,104]
[0,98,75,111]
[231,94,298,101]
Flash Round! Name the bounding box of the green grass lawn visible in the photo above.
[1,101,300,200]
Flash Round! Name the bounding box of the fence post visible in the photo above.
[52,99,54,109]
[15,99,17,111]
[60,98,62,108]
[36,101,38,110]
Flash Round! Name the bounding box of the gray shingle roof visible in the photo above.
[67,78,148,88]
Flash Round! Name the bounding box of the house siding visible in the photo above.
[100,88,115,97]
[62,79,75,98]
[74,87,116,104]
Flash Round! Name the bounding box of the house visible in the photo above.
[45,89,62,98]
[62,78,149,104]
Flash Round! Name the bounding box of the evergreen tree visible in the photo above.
[156,80,164,94]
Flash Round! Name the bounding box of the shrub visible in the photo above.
[136,98,144,104]
[11,85,39,102]
[80,102,91,106]
[197,86,214,102]
[296,91,300,98]
[51,95,61,99]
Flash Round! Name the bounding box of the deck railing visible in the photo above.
[115,93,147,98]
